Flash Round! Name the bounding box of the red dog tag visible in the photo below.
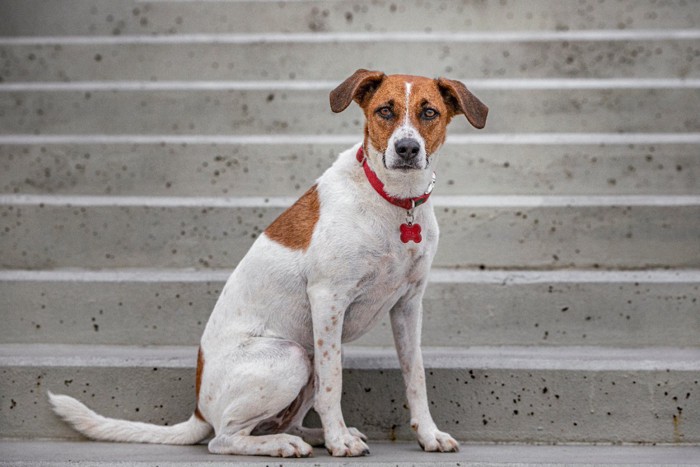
[400,223,422,244]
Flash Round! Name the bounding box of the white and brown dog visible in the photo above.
[49,69,488,457]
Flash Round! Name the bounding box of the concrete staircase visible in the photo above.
[1,1,699,465]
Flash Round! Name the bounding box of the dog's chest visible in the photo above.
[340,245,430,342]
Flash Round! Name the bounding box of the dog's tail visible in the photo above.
[48,391,212,444]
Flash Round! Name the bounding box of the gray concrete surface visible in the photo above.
[2,142,699,197]
[1,440,699,467]
[1,0,699,454]
[2,88,700,135]
[1,344,699,443]
[2,269,699,347]
[2,0,699,36]
[3,38,700,82]
[2,197,699,269]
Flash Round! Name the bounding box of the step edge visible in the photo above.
[2,133,700,145]
[2,268,700,284]
[3,78,700,92]
[1,440,698,466]
[3,29,700,45]
[2,344,699,372]
[3,194,700,208]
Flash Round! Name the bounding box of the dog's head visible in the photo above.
[330,69,488,172]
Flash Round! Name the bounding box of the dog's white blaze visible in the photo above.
[393,81,421,142]
[399,81,422,141]
[404,82,412,129]
[395,80,427,162]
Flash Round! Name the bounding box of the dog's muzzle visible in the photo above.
[392,138,423,169]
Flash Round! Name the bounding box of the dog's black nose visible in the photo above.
[395,138,421,160]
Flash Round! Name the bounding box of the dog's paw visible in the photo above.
[414,425,459,453]
[325,430,370,457]
[208,433,313,457]
[347,426,368,441]
[275,436,314,458]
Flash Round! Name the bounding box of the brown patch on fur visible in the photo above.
[362,76,409,154]
[329,69,386,113]
[408,78,453,156]
[330,70,487,159]
[265,185,320,251]
[436,77,489,129]
[361,75,453,158]
[194,347,206,421]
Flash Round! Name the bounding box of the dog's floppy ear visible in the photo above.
[330,69,386,113]
[437,78,488,129]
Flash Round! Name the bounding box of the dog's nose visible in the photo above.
[394,138,421,160]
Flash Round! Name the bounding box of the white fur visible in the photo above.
[47,391,211,444]
[49,77,459,457]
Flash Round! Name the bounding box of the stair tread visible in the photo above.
[2,344,699,372]
[1,440,699,466]
[2,0,699,36]
[3,267,700,282]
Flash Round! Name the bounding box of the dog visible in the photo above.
[49,69,488,457]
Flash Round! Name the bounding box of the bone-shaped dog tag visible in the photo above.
[400,223,422,244]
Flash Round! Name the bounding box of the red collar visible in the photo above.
[356,146,435,211]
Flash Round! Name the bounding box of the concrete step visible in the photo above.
[2,268,699,348]
[3,35,700,82]
[2,195,700,270]
[2,86,699,136]
[1,440,699,467]
[2,0,698,36]
[1,344,698,443]
[2,140,700,197]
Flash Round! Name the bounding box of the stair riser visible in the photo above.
[2,143,699,197]
[1,363,697,443]
[2,0,698,36]
[2,276,699,347]
[2,89,700,135]
[3,39,700,82]
[2,203,699,269]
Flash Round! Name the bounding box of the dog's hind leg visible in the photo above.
[283,363,367,448]
[281,372,325,446]
[200,337,314,457]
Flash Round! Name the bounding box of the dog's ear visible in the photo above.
[437,78,488,129]
[330,69,386,113]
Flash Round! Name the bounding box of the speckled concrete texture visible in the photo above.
[6,140,700,197]
[1,143,699,197]
[1,441,699,467]
[2,199,699,269]
[2,89,700,135]
[3,39,700,82]
[1,0,699,456]
[2,0,700,36]
[1,270,699,347]
[1,345,699,443]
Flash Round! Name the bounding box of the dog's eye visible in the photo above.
[376,106,394,119]
[421,108,439,120]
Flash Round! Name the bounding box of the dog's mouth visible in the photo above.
[382,153,426,171]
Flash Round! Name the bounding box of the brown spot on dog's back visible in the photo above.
[265,185,320,251]
[194,347,206,421]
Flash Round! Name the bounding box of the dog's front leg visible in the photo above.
[308,285,370,457]
[390,289,460,452]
